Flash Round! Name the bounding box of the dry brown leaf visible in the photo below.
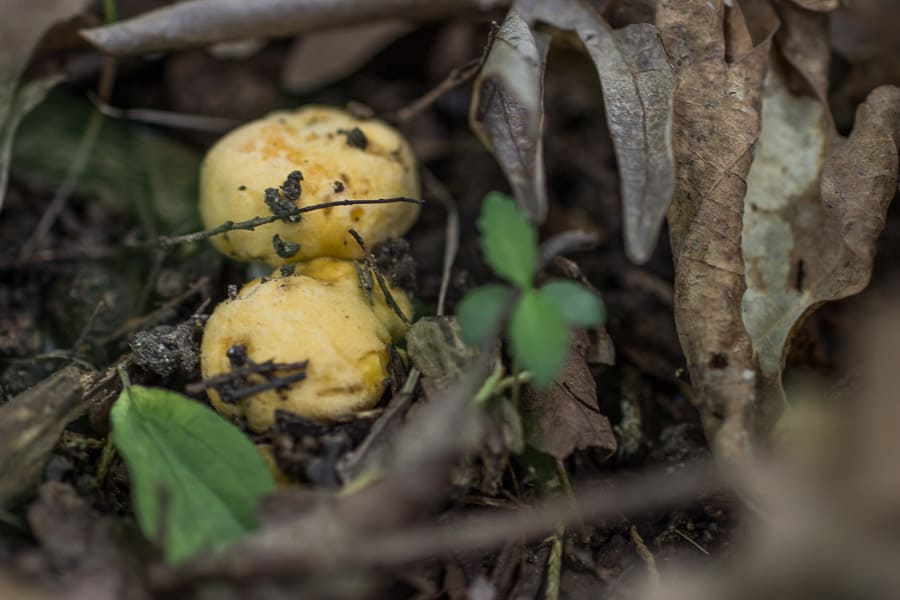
[520,330,617,460]
[656,0,778,460]
[742,44,900,427]
[0,0,91,211]
[0,366,90,508]
[281,21,413,94]
[80,0,511,56]
[470,10,550,221]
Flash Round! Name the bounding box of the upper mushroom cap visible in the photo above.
[200,105,421,265]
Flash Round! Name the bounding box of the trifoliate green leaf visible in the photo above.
[477,192,538,289]
[457,284,514,347]
[509,289,569,388]
[539,280,606,327]
[111,386,276,564]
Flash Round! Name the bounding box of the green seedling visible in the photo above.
[457,192,605,387]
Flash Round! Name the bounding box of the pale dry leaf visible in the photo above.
[514,0,676,263]
[281,21,413,94]
[0,0,91,211]
[81,0,511,56]
[578,21,675,264]
[470,10,550,221]
[520,330,617,460]
[742,54,900,427]
[656,0,778,460]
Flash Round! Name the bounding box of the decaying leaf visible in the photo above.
[0,366,90,509]
[470,10,550,221]
[80,0,511,56]
[281,21,413,94]
[520,330,617,460]
[0,0,91,212]
[657,0,777,460]
[743,58,900,423]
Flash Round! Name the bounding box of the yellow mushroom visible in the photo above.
[200,257,411,432]
[200,105,420,265]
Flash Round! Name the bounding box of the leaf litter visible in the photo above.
[3,0,900,597]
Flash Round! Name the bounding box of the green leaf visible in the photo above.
[477,192,538,289]
[457,284,514,347]
[539,280,606,327]
[508,289,569,388]
[12,90,201,233]
[111,386,276,564]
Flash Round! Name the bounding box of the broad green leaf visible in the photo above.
[539,280,606,327]
[111,386,276,564]
[457,284,514,347]
[508,289,569,388]
[477,192,538,289]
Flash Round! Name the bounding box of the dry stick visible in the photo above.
[169,460,722,583]
[422,169,459,317]
[89,93,238,132]
[98,276,209,345]
[337,173,456,481]
[131,197,424,249]
[388,21,499,124]
[629,525,660,588]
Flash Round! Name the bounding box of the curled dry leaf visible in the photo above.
[0,366,90,509]
[520,330,617,460]
[743,61,900,424]
[0,0,91,211]
[470,10,550,222]
[80,0,511,56]
[656,0,777,460]
[482,0,676,262]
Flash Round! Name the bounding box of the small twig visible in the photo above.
[95,435,117,486]
[130,197,423,249]
[629,525,660,588]
[388,21,499,123]
[89,93,238,132]
[348,229,411,325]
[98,276,209,345]
[673,528,710,556]
[20,2,120,255]
[67,299,105,361]
[545,528,564,600]
[422,169,459,317]
[185,358,308,403]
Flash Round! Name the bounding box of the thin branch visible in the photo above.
[422,169,459,317]
[348,228,412,325]
[89,93,239,132]
[128,197,424,249]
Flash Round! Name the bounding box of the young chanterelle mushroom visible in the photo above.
[201,258,411,432]
[200,105,421,265]
[199,106,420,431]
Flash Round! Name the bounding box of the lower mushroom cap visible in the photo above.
[200,258,411,432]
[200,105,421,266]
